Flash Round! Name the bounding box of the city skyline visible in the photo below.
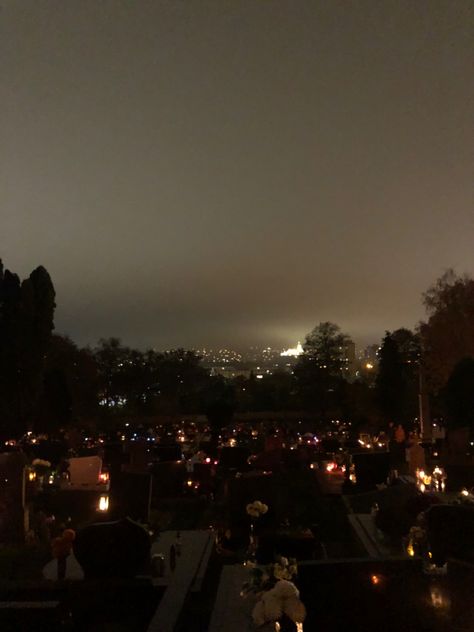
[3,1,473,349]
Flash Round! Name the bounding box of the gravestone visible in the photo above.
[73,517,151,579]
[124,439,149,472]
[426,504,474,565]
[152,442,183,462]
[406,442,425,477]
[110,470,152,522]
[150,461,187,497]
[352,452,390,491]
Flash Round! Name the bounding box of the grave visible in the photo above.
[352,452,391,491]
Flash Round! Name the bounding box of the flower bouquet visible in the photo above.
[252,579,306,629]
[246,500,269,519]
[241,556,298,597]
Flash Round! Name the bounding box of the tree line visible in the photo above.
[1,259,474,438]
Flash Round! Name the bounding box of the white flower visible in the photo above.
[246,502,256,515]
[246,500,269,518]
[252,600,266,626]
[251,579,306,626]
[283,596,306,623]
[273,564,286,580]
[272,579,300,600]
[261,592,283,621]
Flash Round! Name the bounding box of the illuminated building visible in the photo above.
[280,342,304,357]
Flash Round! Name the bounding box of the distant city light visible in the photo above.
[280,342,304,357]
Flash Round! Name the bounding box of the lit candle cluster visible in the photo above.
[416,467,446,493]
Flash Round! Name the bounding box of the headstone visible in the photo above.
[352,452,391,491]
[68,456,102,487]
[426,504,474,565]
[406,442,426,476]
[125,439,149,472]
[150,461,186,497]
[110,471,152,522]
[152,443,182,462]
[73,517,150,579]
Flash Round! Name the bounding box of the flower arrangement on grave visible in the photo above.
[52,528,76,580]
[246,500,269,519]
[252,579,306,629]
[52,528,76,558]
[241,556,298,596]
[241,558,306,629]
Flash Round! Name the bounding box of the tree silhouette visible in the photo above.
[375,329,419,426]
[0,261,56,437]
[38,334,99,432]
[294,322,352,422]
[421,270,474,391]
[444,358,474,431]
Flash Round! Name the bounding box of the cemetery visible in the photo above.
[0,423,474,631]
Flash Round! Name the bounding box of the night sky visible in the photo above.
[2,1,473,350]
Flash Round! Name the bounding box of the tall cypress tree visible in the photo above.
[0,261,55,438]
[0,266,22,436]
[375,332,404,424]
[20,266,56,429]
